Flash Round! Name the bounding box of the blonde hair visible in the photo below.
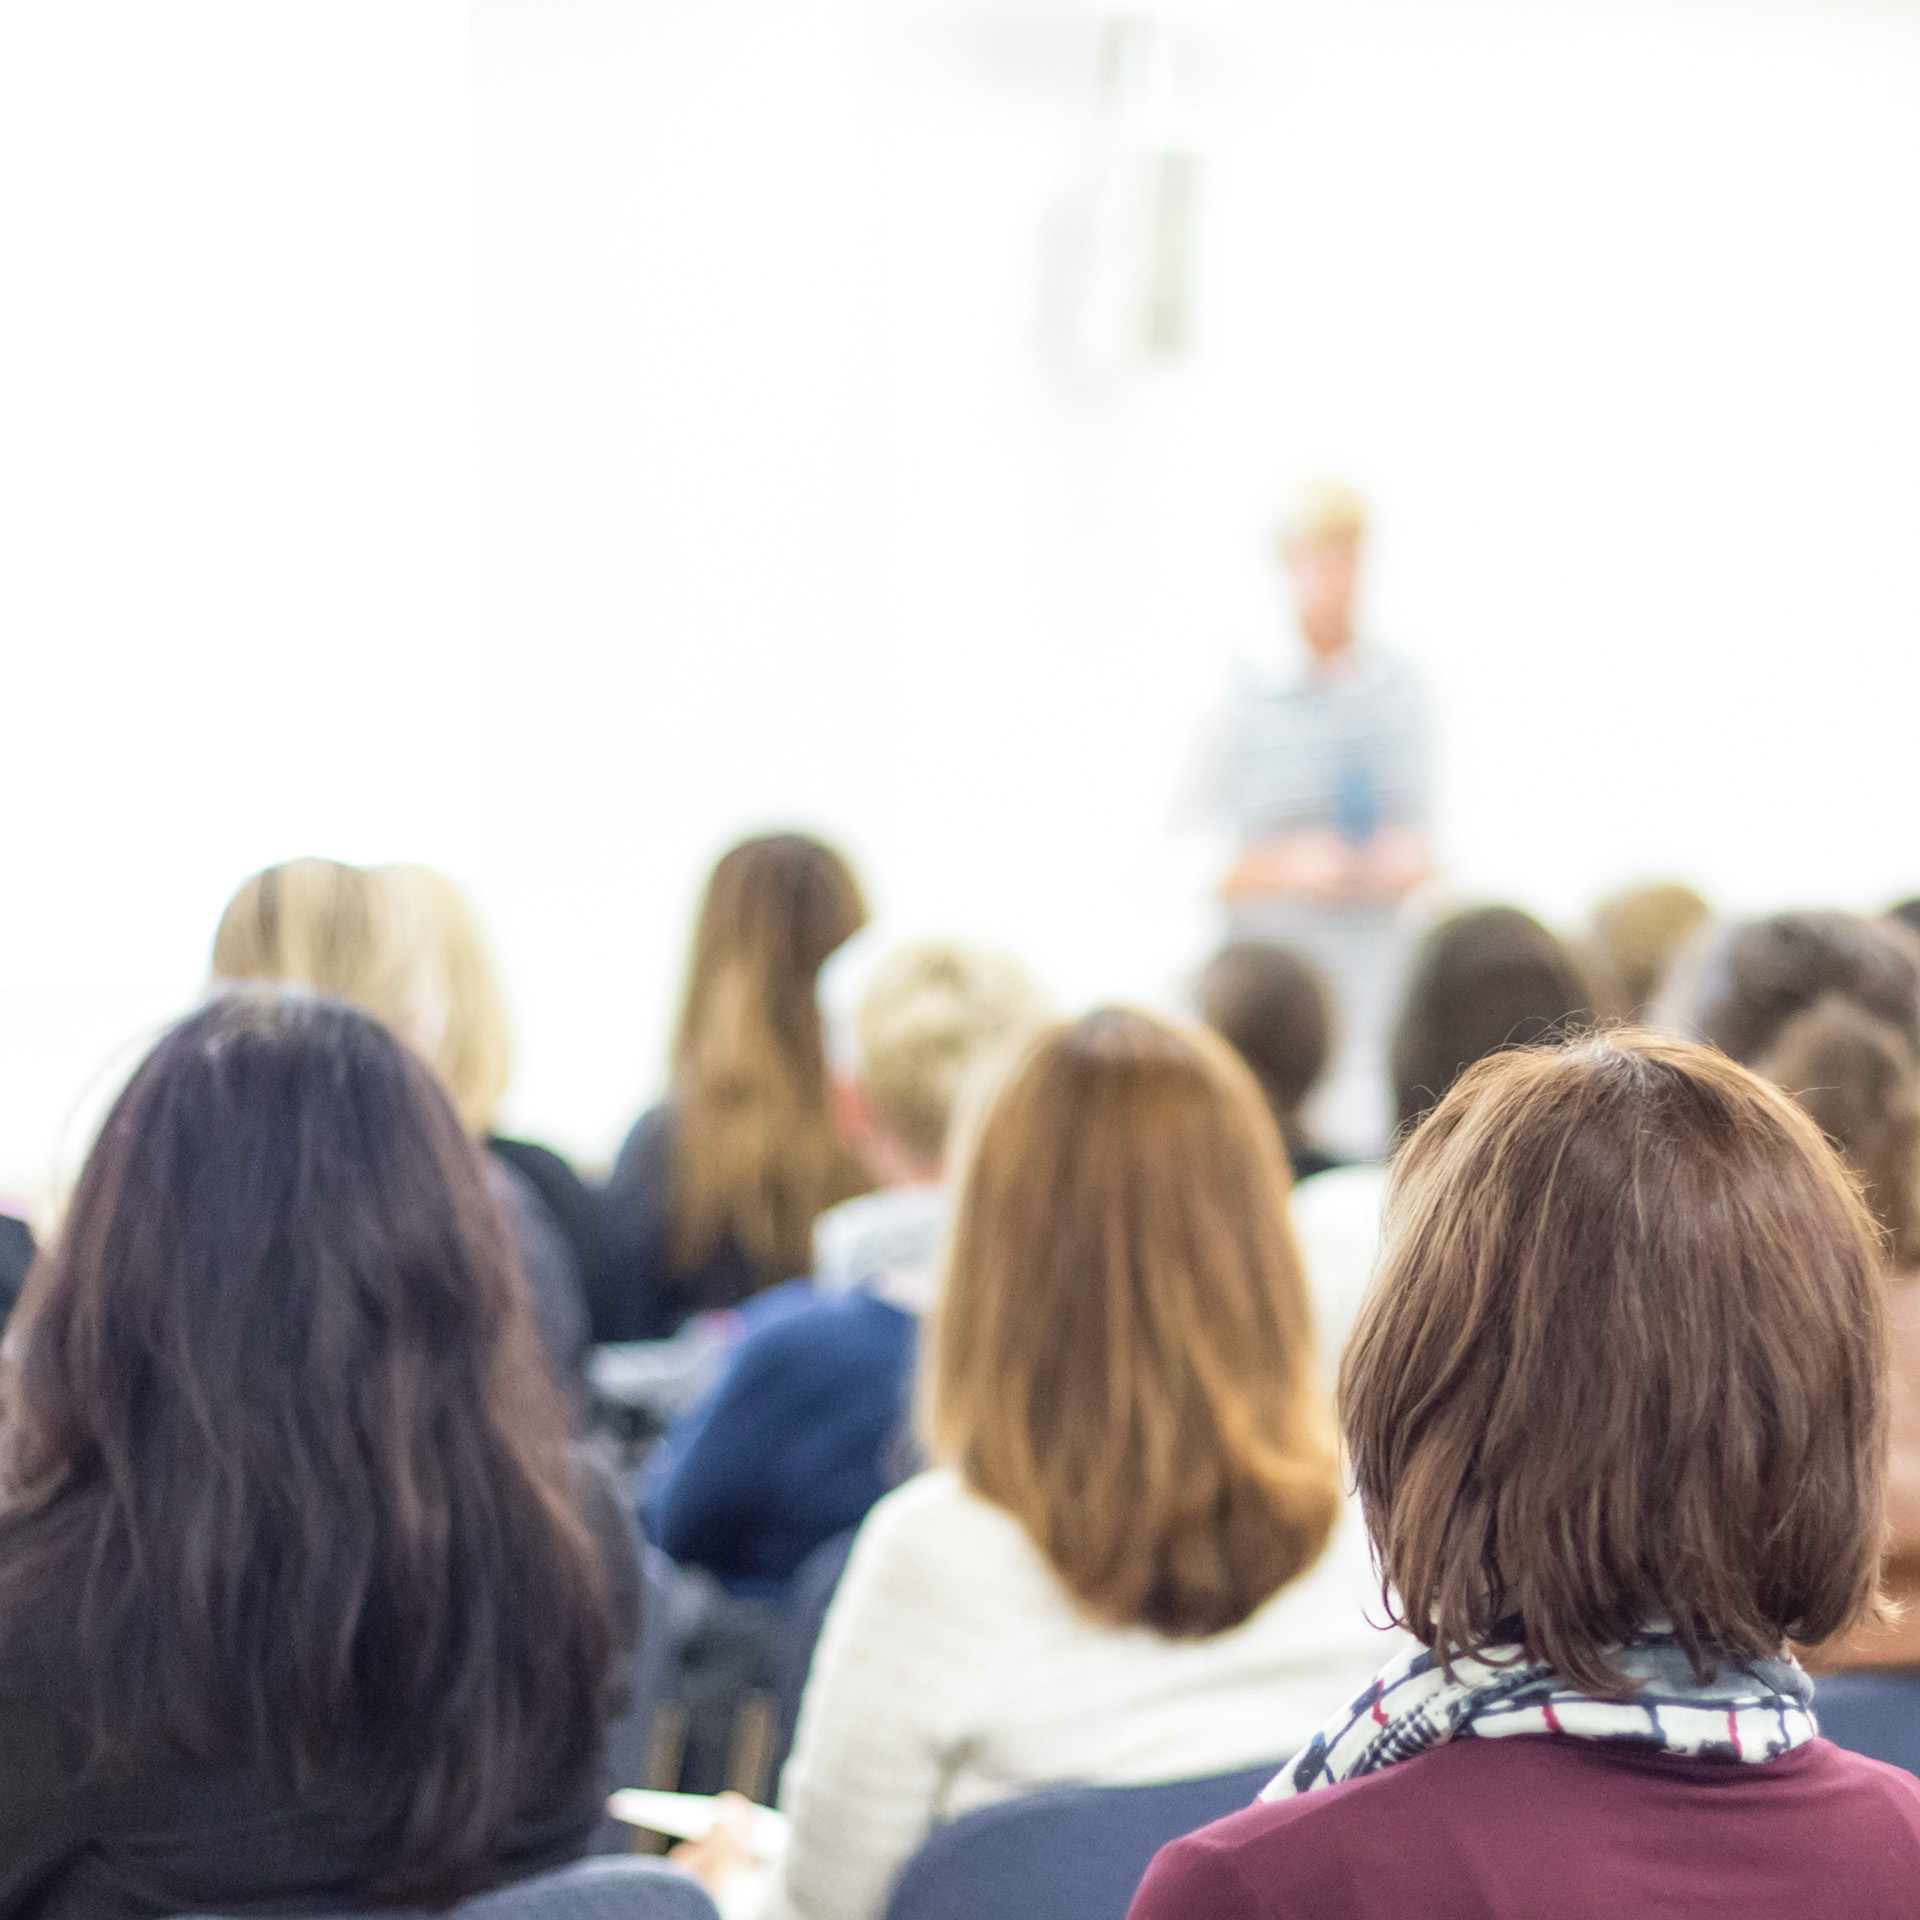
[670,836,873,1287]
[930,1009,1339,1638]
[210,859,413,1031]
[375,865,512,1135]
[1278,478,1368,553]
[855,943,1048,1164]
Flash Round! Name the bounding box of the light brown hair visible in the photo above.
[670,835,872,1285]
[1581,881,1710,1020]
[1343,1029,1887,1695]
[930,1009,1340,1639]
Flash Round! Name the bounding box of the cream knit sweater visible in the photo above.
[759,1469,1403,1920]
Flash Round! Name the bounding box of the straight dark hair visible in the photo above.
[0,991,617,1904]
[1343,1030,1885,1695]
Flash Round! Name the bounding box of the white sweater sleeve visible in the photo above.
[758,1476,995,1920]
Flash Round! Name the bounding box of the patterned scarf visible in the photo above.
[1268,1627,1818,1800]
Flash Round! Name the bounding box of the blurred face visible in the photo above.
[1283,535,1361,660]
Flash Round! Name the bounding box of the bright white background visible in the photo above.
[4,0,1919,1203]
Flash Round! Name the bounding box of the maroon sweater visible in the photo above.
[1129,1736,1920,1920]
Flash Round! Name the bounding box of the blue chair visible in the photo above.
[1816,1670,1920,1777]
[881,1761,1281,1920]
[182,1855,719,1920]
[765,1526,859,1790]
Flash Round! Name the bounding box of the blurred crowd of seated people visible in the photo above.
[3,832,1920,1920]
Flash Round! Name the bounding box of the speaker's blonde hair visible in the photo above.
[1278,478,1368,553]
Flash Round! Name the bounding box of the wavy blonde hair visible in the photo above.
[930,1009,1339,1637]
[669,836,872,1285]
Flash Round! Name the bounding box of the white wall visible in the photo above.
[4,0,1919,1201]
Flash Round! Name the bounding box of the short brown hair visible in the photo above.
[1684,911,1920,1067]
[1199,943,1333,1154]
[930,1009,1339,1638]
[1758,995,1920,1270]
[1390,905,1593,1135]
[1343,1029,1886,1695]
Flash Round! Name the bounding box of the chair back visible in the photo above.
[881,1761,1281,1920]
[765,1526,858,1789]
[180,1855,720,1920]
[1815,1671,1920,1777]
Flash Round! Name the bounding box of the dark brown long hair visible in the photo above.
[930,1010,1339,1638]
[0,991,617,1904]
[669,834,872,1285]
[1343,1030,1886,1695]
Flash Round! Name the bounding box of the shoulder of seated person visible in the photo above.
[855,1470,1039,1580]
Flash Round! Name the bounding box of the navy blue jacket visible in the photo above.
[641,1286,919,1599]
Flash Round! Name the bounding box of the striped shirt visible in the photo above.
[1227,652,1429,846]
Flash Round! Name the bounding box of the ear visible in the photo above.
[830,1072,877,1156]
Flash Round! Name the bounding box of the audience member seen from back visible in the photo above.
[1671,911,1920,1684]
[0,992,637,1920]
[599,836,872,1342]
[1199,941,1343,1181]
[213,859,589,1393]
[0,1209,32,1325]
[642,941,1046,1600]
[683,1010,1400,1919]
[1575,881,1710,1022]
[1289,904,1593,1369]
[1133,1030,1920,1920]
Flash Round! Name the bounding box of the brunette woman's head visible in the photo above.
[0,991,616,1903]
[1678,910,1920,1068]
[670,834,871,1286]
[1390,906,1594,1135]
[1342,1030,1886,1696]
[930,1008,1339,1640]
[1198,942,1333,1165]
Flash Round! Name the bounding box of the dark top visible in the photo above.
[486,1158,591,1398]
[1128,1735,1920,1920]
[643,1287,918,1599]
[0,1465,641,1920]
[487,1139,607,1312]
[0,1215,34,1324]
[595,1106,763,1342]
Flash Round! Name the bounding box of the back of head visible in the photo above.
[931,1009,1339,1639]
[0,991,614,1903]
[855,942,1049,1165]
[1757,995,1920,1270]
[376,864,512,1134]
[1390,906,1594,1134]
[1679,910,1920,1069]
[1198,942,1332,1152]
[1344,1030,1886,1694]
[671,834,871,1282]
[211,858,412,1030]
[1583,881,1710,1019]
